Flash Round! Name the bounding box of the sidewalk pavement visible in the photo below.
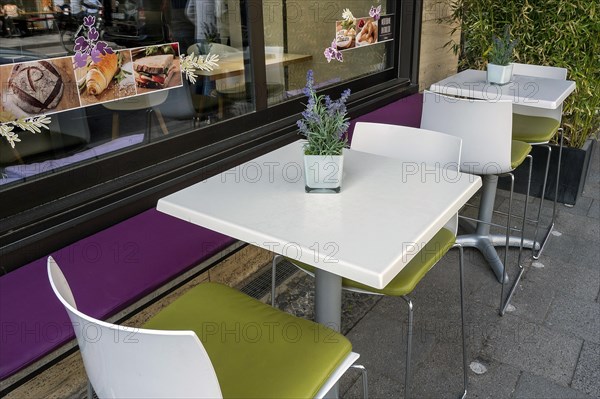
[273,140,599,398]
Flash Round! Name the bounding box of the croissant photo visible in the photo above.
[76,49,136,106]
[86,53,119,96]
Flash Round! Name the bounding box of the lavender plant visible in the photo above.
[487,25,517,66]
[297,70,350,156]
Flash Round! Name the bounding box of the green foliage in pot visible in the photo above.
[487,25,517,66]
[445,0,600,148]
[297,70,350,156]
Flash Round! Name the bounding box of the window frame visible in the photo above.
[0,0,423,273]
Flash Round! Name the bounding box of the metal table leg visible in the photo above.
[315,268,342,398]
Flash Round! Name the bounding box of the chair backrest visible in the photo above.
[351,122,462,234]
[157,79,197,120]
[421,90,514,175]
[47,256,222,399]
[511,63,568,121]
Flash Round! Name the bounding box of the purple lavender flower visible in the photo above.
[73,51,88,68]
[73,36,89,52]
[324,40,343,63]
[83,15,95,27]
[90,48,102,63]
[95,41,113,55]
[73,15,114,68]
[369,5,381,20]
[88,27,99,41]
[340,89,351,103]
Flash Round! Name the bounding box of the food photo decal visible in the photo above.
[324,4,386,63]
[1,38,220,147]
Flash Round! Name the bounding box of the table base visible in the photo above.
[456,233,538,283]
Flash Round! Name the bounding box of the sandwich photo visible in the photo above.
[133,54,176,89]
[131,44,182,92]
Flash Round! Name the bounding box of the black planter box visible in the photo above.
[498,138,596,205]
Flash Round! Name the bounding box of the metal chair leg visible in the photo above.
[87,380,94,399]
[401,296,414,399]
[500,155,533,315]
[350,364,369,399]
[530,145,551,250]
[533,128,564,259]
[499,173,514,314]
[454,243,468,399]
[271,254,283,307]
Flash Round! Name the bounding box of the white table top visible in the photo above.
[157,141,482,289]
[429,69,576,109]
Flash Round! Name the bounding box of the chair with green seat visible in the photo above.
[272,122,469,399]
[421,90,533,315]
[47,256,367,399]
[511,63,567,260]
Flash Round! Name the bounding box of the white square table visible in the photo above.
[429,69,576,282]
[157,141,482,332]
[429,69,575,109]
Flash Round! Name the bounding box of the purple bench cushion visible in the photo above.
[0,208,235,380]
[347,92,423,143]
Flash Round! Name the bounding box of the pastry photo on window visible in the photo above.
[76,49,136,106]
[0,58,80,122]
[131,43,182,94]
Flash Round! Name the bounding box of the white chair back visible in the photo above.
[47,257,222,399]
[511,63,568,121]
[157,79,197,120]
[351,122,462,234]
[421,90,514,175]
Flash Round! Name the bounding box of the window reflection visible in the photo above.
[0,0,395,187]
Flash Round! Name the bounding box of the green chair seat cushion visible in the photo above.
[289,228,456,296]
[511,140,532,169]
[143,282,351,398]
[512,113,560,143]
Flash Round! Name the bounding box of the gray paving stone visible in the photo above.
[523,254,600,302]
[555,212,600,242]
[479,313,582,386]
[565,196,594,217]
[588,199,600,219]
[343,371,402,399]
[496,272,556,324]
[544,293,600,344]
[572,341,600,398]
[461,359,521,399]
[514,371,595,399]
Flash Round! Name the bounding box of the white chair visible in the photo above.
[421,90,532,315]
[511,63,567,259]
[48,256,367,399]
[154,79,205,133]
[102,91,169,138]
[273,122,469,399]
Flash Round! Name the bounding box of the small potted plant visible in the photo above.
[487,25,517,85]
[297,70,350,193]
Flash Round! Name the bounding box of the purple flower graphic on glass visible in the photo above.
[324,40,343,63]
[73,16,113,68]
[369,5,381,20]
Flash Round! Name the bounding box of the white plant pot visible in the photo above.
[487,63,513,85]
[304,154,344,193]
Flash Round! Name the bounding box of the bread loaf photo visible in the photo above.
[7,61,65,114]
